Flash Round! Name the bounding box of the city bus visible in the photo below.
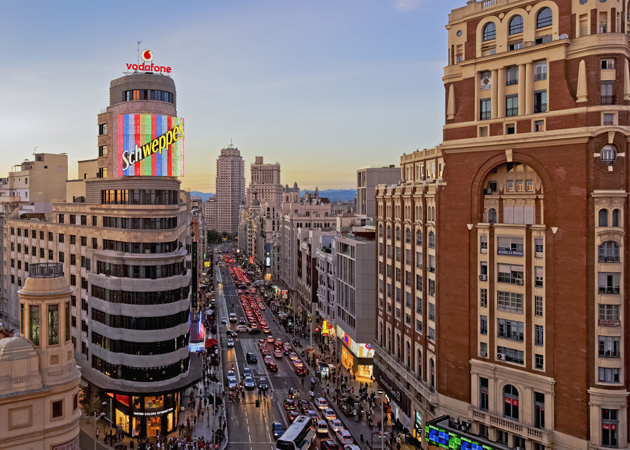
[276,415,315,450]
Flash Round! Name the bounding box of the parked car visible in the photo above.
[272,422,285,440]
[246,352,258,364]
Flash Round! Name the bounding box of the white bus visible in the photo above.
[276,416,315,450]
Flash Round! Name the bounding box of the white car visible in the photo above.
[227,377,238,390]
[236,325,247,332]
[221,318,228,324]
[243,367,253,377]
[315,398,328,410]
[344,446,361,450]
[336,429,353,445]
[329,419,343,433]
[316,420,328,434]
[323,408,336,421]
[226,370,235,378]
[226,338,234,347]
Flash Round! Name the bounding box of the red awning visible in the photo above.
[205,339,218,349]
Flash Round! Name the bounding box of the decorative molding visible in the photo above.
[467,224,474,230]
[551,227,558,234]
[505,149,513,162]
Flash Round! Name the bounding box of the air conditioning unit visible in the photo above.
[497,353,506,361]
[479,274,488,281]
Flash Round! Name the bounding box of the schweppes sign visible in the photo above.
[118,114,185,177]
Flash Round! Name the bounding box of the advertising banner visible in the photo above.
[117,114,184,177]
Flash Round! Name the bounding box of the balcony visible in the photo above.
[599,286,620,295]
[599,256,620,263]
[470,408,552,446]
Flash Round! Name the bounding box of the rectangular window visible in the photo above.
[534,61,547,81]
[59,234,64,243]
[599,336,621,358]
[58,214,64,224]
[603,113,615,126]
[65,302,70,342]
[535,324,544,346]
[497,346,524,364]
[98,145,108,157]
[497,319,524,341]
[599,304,620,322]
[29,305,40,346]
[52,400,63,418]
[497,291,524,314]
[497,236,523,256]
[497,263,524,285]
[535,354,544,370]
[506,95,519,117]
[48,304,59,345]
[601,81,615,105]
[416,319,422,333]
[598,367,620,383]
[480,315,488,335]
[428,303,435,321]
[601,59,615,70]
[480,98,491,120]
[480,342,488,357]
[533,120,545,132]
[598,272,621,294]
[534,90,547,113]
[428,327,435,342]
[69,215,76,225]
[480,377,489,411]
[480,235,488,253]
[535,266,544,287]
[535,296,544,316]
[480,289,488,308]
[602,409,618,447]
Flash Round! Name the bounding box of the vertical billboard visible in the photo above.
[117,114,184,177]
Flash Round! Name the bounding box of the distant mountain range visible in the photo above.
[190,189,356,203]
[302,189,356,202]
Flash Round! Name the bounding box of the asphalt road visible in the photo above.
[214,259,342,450]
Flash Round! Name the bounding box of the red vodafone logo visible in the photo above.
[141,49,154,62]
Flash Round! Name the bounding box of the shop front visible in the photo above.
[336,325,374,382]
[108,391,180,439]
[373,364,411,431]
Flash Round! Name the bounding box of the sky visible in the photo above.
[0,0,462,192]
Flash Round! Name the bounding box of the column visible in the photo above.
[491,69,498,119]
[497,68,505,119]
[518,64,526,115]
[474,72,480,121]
[525,63,534,115]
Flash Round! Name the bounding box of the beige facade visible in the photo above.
[0,263,81,450]
[356,166,400,219]
[215,146,245,235]
[65,159,99,203]
[247,156,281,207]
[0,153,68,204]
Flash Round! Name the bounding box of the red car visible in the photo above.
[267,361,278,372]
[295,366,307,376]
[287,411,300,423]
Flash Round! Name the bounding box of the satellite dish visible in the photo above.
[559,33,568,39]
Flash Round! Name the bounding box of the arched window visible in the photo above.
[482,22,496,41]
[509,15,523,35]
[430,359,435,389]
[419,206,423,221]
[387,226,392,239]
[405,228,411,244]
[396,227,401,241]
[417,349,423,378]
[613,209,621,227]
[599,209,609,227]
[489,208,497,224]
[537,7,553,28]
[396,334,401,359]
[386,328,392,352]
[406,341,411,369]
[416,230,423,246]
[428,232,435,249]
[503,385,520,420]
[599,241,620,263]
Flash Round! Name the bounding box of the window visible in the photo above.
[48,304,59,345]
[480,235,488,253]
[405,228,411,244]
[498,346,524,364]
[480,342,488,357]
[598,367,620,383]
[488,208,497,224]
[480,289,488,308]
[535,354,544,370]
[535,325,544,346]
[506,66,519,86]
[533,393,545,429]
[59,234,64,243]
[602,59,615,70]
[428,232,435,249]
[509,15,523,34]
[601,145,618,166]
[535,296,543,316]
[428,327,435,342]
[70,254,76,266]
[604,113,615,126]
[69,215,76,225]
[59,252,64,263]
[482,22,496,41]
[497,430,508,444]
[416,231,422,246]
[535,238,543,255]
[534,120,545,132]
[503,385,519,420]
[428,303,435,321]
[599,209,609,227]
[29,305,40,346]
[506,95,519,117]
[536,7,553,28]
[497,263,524,285]
[98,145,108,157]
[480,315,488,335]
[497,236,524,256]
[599,336,621,358]
[498,319,524,341]
[416,319,422,333]
[599,304,620,322]
[535,266,544,287]
[480,98,491,120]
[98,123,107,135]
[480,378,489,411]
[601,81,615,105]
[395,227,401,241]
[52,400,63,418]
[416,275,423,291]
[58,214,64,224]
[534,90,547,113]
[602,409,619,447]
[534,62,547,81]
[598,272,620,294]
[599,241,620,263]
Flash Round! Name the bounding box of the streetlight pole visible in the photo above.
[94,411,106,450]
[379,390,384,450]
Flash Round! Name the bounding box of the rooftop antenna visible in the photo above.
[33,146,37,156]
[137,41,142,66]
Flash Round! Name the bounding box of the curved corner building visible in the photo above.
[5,70,196,439]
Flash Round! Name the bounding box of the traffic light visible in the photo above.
[255,399,260,408]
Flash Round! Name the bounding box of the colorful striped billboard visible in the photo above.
[117,114,184,177]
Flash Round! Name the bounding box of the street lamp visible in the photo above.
[94,411,106,450]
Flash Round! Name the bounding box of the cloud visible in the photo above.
[394,0,423,12]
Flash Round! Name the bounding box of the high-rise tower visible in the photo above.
[215,145,245,235]
[375,1,630,449]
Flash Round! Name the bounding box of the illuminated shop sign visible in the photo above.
[117,114,184,177]
[134,407,174,417]
[335,325,374,358]
[425,424,497,450]
[126,49,171,73]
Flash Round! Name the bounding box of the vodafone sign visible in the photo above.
[127,49,171,74]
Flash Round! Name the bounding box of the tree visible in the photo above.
[82,386,105,422]
[207,230,221,243]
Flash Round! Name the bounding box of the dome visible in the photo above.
[0,336,36,357]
